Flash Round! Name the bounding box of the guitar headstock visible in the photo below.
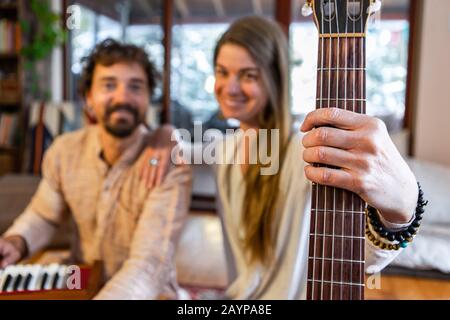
[302,0,382,37]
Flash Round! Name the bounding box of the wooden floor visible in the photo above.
[365,274,450,300]
[26,250,450,300]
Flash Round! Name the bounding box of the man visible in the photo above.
[0,39,191,299]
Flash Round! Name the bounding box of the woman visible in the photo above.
[144,16,420,299]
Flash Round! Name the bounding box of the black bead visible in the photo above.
[387,234,396,242]
[380,231,389,238]
[402,231,412,239]
[416,207,425,214]
[373,222,382,230]
[412,220,421,228]
[408,226,418,235]
[415,215,423,221]
[396,234,405,242]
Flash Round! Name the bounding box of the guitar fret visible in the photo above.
[308,30,367,300]
[308,257,365,264]
[309,234,365,240]
[307,279,365,287]
[317,67,366,71]
[311,209,365,214]
[316,98,366,102]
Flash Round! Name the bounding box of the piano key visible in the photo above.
[56,265,68,290]
[27,265,42,291]
[0,269,12,293]
[28,265,44,291]
[12,272,23,292]
[23,273,33,292]
[39,272,48,290]
[0,266,13,292]
[0,270,3,291]
[44,264,60,290]
[4,268,19,292]
[1,274,13,293]
[16,265,32,292]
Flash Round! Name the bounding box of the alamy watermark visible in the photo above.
[66,5,81,30]
[170,123,281,176]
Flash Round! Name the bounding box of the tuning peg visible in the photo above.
[367,0,382,14]
[302,1,313,17]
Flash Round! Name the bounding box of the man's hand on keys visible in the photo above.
[0,236,27,268]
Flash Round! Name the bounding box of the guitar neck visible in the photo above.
[317,36,366,112]
[306,35,367,300]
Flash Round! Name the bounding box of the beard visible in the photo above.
[103,103,143,138]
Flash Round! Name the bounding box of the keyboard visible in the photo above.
[0,261,102,300]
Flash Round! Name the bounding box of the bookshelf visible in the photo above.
[0,0,23,175]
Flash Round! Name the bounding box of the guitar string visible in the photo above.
[359,2,365,300]
[311,0,326,300]
[330,0,340,301]
[341,0,349,300]
[321,0,335,300]
[350,0,357,300]
[319,0,328,300]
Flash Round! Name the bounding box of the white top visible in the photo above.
[215,132,406,299]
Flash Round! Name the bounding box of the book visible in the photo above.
[0,19,20,53]
[0,113,17,147]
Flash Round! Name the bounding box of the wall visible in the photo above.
[413,0,450,166]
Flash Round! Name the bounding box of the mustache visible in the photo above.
[104,103,139,118]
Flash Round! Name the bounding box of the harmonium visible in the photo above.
[0,261,102,300]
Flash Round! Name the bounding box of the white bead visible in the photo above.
[302,3,313,17]
[367,0,382,14]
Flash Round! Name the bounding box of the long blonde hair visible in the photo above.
[214,16,292,265]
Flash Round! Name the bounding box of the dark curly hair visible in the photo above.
[78,38,158,98]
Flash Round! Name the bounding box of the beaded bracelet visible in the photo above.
[365,222,401,251]
[366,182,427,250]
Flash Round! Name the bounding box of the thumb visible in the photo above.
[0,245,20,268]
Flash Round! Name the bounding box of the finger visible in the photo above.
[139,149,152,180]
[302,126,358,150]
[304,165,357,193]
[303,146,355,170]
[139,157,146,180]
[142,161,152,188]
[300,108,369,132]
[1,250,19,268]
[0,241,10,257]
[155,152,170,187]
[147,164,157,190]
[0,244,19,268]
[141,149,156,189]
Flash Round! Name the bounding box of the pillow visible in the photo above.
[176,213,228,289]
[391,224,450,273]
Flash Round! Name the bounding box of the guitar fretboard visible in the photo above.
[307,36,367,300]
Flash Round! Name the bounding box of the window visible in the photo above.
[66,0,164,130]
[290,0,411,133]
[170,0,275,137]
